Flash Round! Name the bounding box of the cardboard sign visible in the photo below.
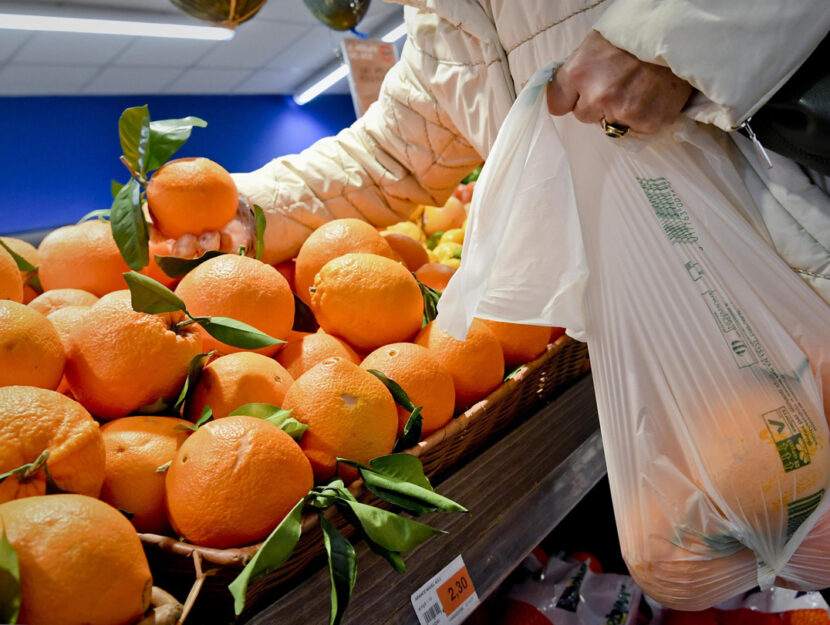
[341,38,398,117]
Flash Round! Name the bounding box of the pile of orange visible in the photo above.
[0,160,570,622]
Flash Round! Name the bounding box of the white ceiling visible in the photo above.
[0,0,404,95]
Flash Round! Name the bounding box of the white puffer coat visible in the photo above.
[234,0,830,301]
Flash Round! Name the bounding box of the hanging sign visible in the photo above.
[341,38,398,117]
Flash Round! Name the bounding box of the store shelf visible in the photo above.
[244,374,604,625]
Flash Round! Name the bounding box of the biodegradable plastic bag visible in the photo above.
[437,61,830,609]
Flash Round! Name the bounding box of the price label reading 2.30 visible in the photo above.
[438,566,474,615]
[411,555,480,625]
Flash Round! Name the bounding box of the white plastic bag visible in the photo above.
[437,61,830,609]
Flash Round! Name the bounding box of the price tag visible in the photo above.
[411,555,479,625]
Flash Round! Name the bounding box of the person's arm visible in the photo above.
[233,36,483,265]
[591,0,830,131]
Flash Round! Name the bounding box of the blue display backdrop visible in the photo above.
[0,94,356,235]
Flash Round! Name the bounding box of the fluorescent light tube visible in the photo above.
[381,22,407,43]
[294,64,350,106]
[0,13,234,40]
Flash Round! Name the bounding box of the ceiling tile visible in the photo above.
[195,19,304,69]
[266,25,347,72]
[113,37,219,67]
[0,63,99,95]
[82,65,184,94]
[164,67,253,94]
[232,67,304,94]
[13,31,135,65]
[0,30,32,63]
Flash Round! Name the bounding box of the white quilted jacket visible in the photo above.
[234,0,830,299]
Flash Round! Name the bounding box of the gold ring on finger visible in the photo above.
[600,118,629,138]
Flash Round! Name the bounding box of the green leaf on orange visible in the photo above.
[123,271,186,314]
[0,531,21,624]
[321,515,357,625]
[0,239,36,273]
[145,116,207,172]
[394,407,422,453]
[415,278,441,327]
[199,317,283,350]
[365,369,416,412]
[118,105,151,177]
[111,178,149,270]
[228,403,307,441]
[154,250,226,279]
[229,497,306,615]
[253,204,266,260]
[77,209,111,224]
[174,351,214,411]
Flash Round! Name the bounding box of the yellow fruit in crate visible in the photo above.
[441,258,462,270]
[433,241,462,262]
[0,494,152,625]
[426,249,439,263]
[386,220,426,244]
[440,228,465,246]
[422,197,467,236]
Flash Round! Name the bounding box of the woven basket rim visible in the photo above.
[139,334,581,567]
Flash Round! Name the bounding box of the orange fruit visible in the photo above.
[550,326,566,343]
[277,332,361,379]
[414,262,456,292]
[46,305,92,395]
[185,352,294,421]
[28,287,98,315]
[414,319,504,410]
[282,357,398,482]
[0,494,152,625]
[380,231,429,271]
[0,242,23,303]
[99,416,191,534]
[421,196,467,236]
[361,343,455,438]
[165,415,313,548]
[275,260,296,293]
[65,291,202,419]
[294,218,396,305]
[38,220,130,296]
[175,254,294,357]
[146,157,238,239]
[0,386,105,502]
[310,253,423,352]
[480,319,550,368]
[0,236,40,303]
[0,301,65,390]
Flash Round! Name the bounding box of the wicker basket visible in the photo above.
[140,335,589,615]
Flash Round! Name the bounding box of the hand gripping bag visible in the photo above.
[437,62,830,609]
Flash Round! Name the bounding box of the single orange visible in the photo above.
[0,242,23,303]
[46,305,92,395]
[361,343,455,438]
[310,253,423,352]
[414,319,504,410]
[0,300,65,390]
[0,494,152,625]
[277,332,361,380]
[38,220,130,296]
[100,416,191,534]
[275,260,296,293]
[175,254,294,357]
[294,218,396,305]
[550,327,566,343]
[146,157,238,239]
[28,287,98,316]
[65,291,202,420]
[185,351,294,421]
[0,236,40,303]
[480,319,550,368]
[282,357,398,482]
[380,231,429,271]
[0,386,105,503]
[165,415,313,548]
[414,262,456,292]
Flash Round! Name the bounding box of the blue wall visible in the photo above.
[0,94,356,235]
